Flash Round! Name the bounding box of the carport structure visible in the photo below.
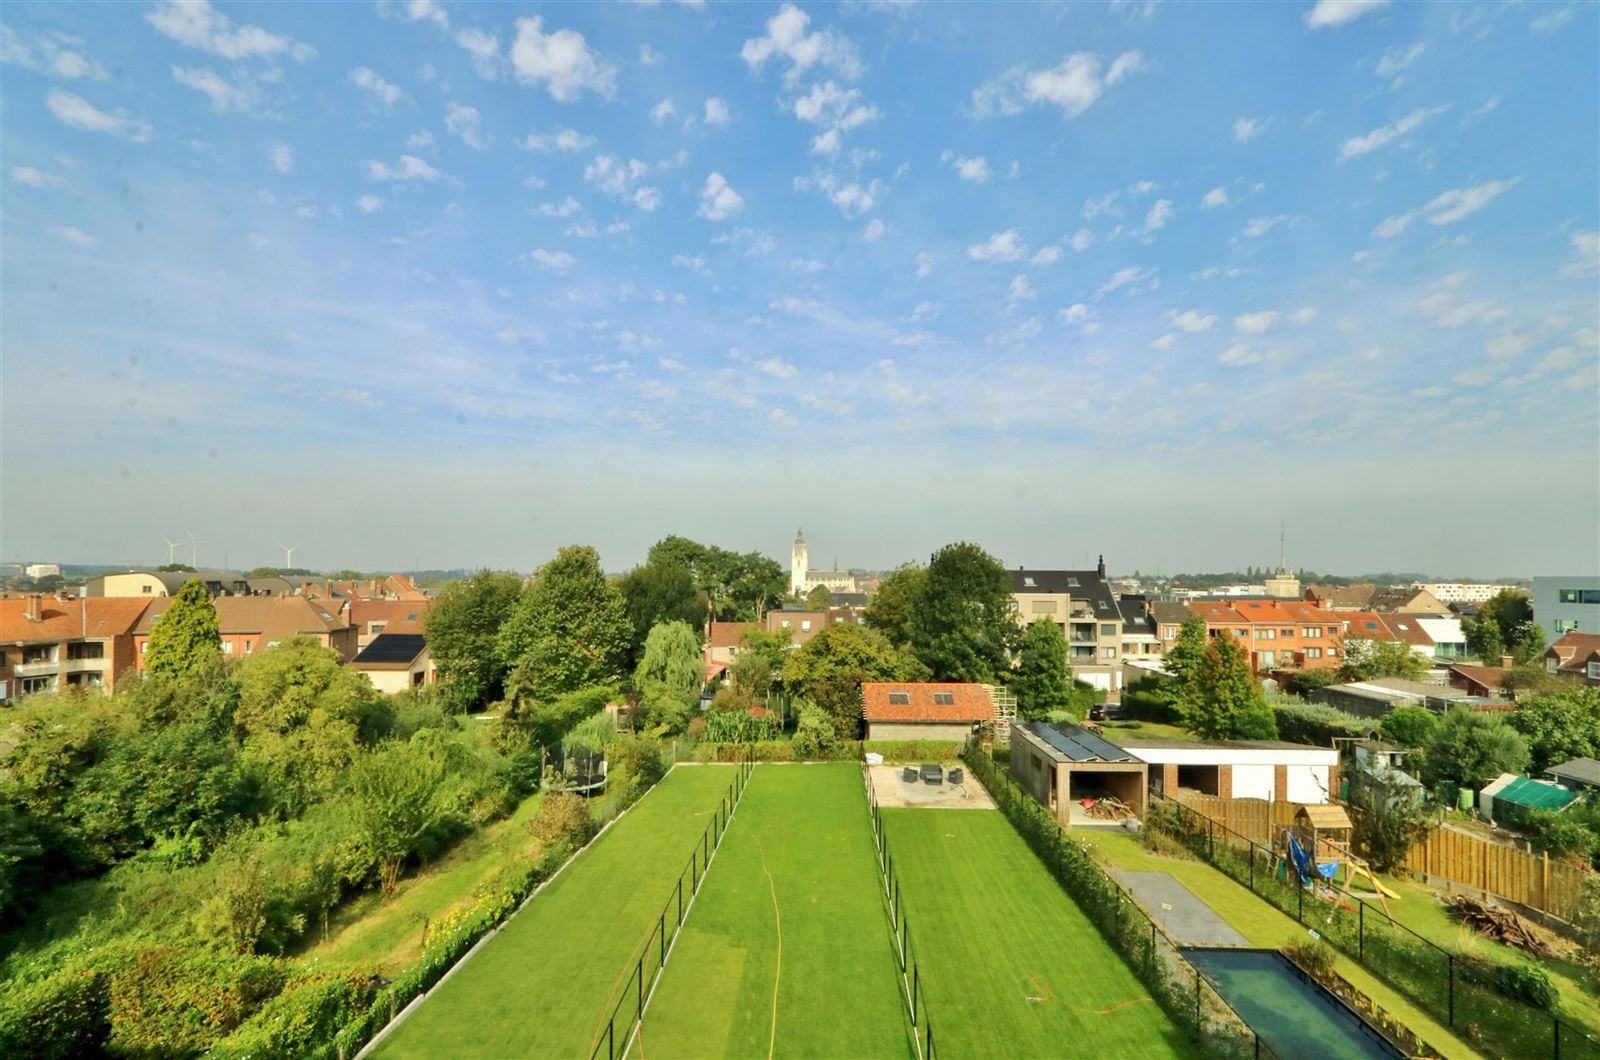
[1009,721,1148,826]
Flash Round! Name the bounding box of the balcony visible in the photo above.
[12,659,61,677]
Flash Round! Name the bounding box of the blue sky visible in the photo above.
[3,0,1597,577]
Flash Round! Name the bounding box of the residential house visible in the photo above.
[1186,599,1344,673]
[1448,662,1510,698]
[351,630,435,694]
[1116,595,1163,660]
[350,598,429,650]
[0,595,152,702]
[703,620,758,683]
[133,595,358,667]
[763,607,862,648]
[1346,611,1436,660]
[1542,631,1600,687]
[1532,576,1600,640]
[1545,757,1600,793]
[1150,601,1191,654]
[1367,586,1450,614]
[1010,559,1127,690]
[1303,583,1376,610]
[1415,617,1468,661]
[861,682,995,741]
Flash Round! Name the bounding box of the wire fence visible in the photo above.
[961,744,1283,1060]
[1151,792,1600,1060]
[587,751,757,1060]
[863,769,937,1060]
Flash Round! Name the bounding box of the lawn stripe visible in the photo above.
[370,765,747,1059]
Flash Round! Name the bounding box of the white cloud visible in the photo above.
[1376,41,1426,82]
[1288,306,1319,324]
[650,98,677,124]
[671,253,710,276]
[510,16,616,101]
[44,90,150,141]
[356,194,383,213]
[1097,265,1155,296]
[1031,246,1062,266]
[814,174,879,217]
[537,196,582,218]
[863,218,886,242]
[1069,229,1093,252]
[11,166,66,187]
[697,172,744,221]
[51,224,98,247]
[1531,4,1578,31]
[703,97,730,126]
[146,0,313,61]
[1305,0,1389,29]
[1059,303,1090,324]
[1424,178,1518,224]
[768,408,798,428]
[270,143,293,173]
[1202,187,1229,209]
[1218,342,1264,365]
[1143,198,1174,233]
[640,44,663,66]
[966,228,1027,263]
[1338,105,1449,160]
[367,154,443,181]
[740,4,862,81]
[397,0,449,28]
[1559,231,1599,279]
[809,129,841,156]
[915,251,934,278]
[658,357,686,373]
[585,155,661,210]
[791,257,826,273]
[519,127,594,153]
[1008,274,1036,302]
[756,356,798,378]
[1,26,107,79]
[1233,116,1267,142]
[1371,212,1414,239]
[1172,310,1216,332]
[405,130,435,149]
[1234,310,1278,334]
[350,67,405,107]
[1027,50,1144,117]
[446,102,487,148]
[941,152,992,184]
[1242,214,1295,238]
[171,65,254,111]
[1151,333,1177,350]
[530,248,577,272]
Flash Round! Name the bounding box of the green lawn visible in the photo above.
[882,808,1195,1059]
[1083,831,1485,1060]
[372,764,746,1059]
[639,764,915,1059]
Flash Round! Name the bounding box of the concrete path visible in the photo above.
[1115,871,1250,947]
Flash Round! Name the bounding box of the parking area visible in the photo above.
[867,764,996,810]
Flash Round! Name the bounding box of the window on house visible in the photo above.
[1163,626,1177,638]
[1257,629,1276,640]
[1280,628,1295,638]
[221,640,233,654]
[1328,646,1339,657]
[888,692,911,705]
[1101,647,1116,659]
[370,622,386,634]
[1100,623,1116,636]
[1235,628,1248,638]
[1306,647,1323,660]
[22,645,53,664]
[781,620,792,628]
[1583,590,1600,604]
[142,585,152,594]
[933,692,954,705]
[801,620,812,632]
[245,641,254,654]
[1365,621,1378,630]
[0,650,6,667]
[21,676,55,694]
[1302,627,1322,638]
[1560,589,1580,603]
[66,642,104,660]
[1589,661,1600,680]
[1259,651,1276,668]
[1555,619,1580,633]
[140,642,147,655]
[1023,576,1036,588]
[1067,577,1080,588]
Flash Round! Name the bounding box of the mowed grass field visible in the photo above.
[880,809,1196,1059]
[373,765,744,1059]
[638,764,915,1060]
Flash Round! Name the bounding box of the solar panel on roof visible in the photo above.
[1024,721,1136,763]
[355,634,427,665]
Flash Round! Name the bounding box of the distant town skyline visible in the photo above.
[3,2,1596,575]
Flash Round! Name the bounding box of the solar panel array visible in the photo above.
[1023,721,1137,763]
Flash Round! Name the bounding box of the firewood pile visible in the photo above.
[1084,796,1134,821]
[1445,895,1553,957]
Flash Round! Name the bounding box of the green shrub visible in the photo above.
[0,962,111,1059]
[107,945,286,1056]
[791,706,839,760]
[1489,961,1558,1011]
[1274,701,1372,746]
[209,972,379,1059]
[528,792,595,848]
[1284,935,1337,981]
[861,739,964,763]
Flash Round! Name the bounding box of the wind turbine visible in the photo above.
[279,544,297,570]
[161,536,180,564]
[186,529,204,569]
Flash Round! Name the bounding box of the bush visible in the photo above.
[0,963,111,1059]
[790,706,837,760]
[528,792,594,848]
[107,945,286,1056]
[1489,961,1557,1011]
[860,739,963,763]
[1122,677,1179,723]
[606,732,665,796]
[1275,701,1372,746]
[209,973,379,1059]
[1284,935,1337,981]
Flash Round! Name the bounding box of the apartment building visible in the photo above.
[1010,559,1127,690]
[1187,599,1345,673]
[763,607,864,647]
[87,569,256,598]
[1412,582,1508,605]
[0,595,152,702]
[132,595,358,667]
[1533,576,1600,640]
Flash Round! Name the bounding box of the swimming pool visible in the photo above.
[1182,948,1405,1060]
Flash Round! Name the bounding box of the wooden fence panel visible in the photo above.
[1177,793,1597,923]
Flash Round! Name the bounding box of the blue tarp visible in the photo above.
[1287,833,1339,882]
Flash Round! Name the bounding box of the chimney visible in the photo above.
[1499,654,1513,670]
[1097,554,1106,578]
[25,594,42,621]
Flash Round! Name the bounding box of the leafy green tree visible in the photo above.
[144,579,222,680]
[1340,639,1429,681]
[497,546,631,702]
[1013,619,1072,720]
[1181,633,1278,740]
[645,535,786,621]
[1350,771,1434,872]
[633,621,703,734]
[737,627,792,678]
[248,567,280,578]
[1464,589,1544,663]
[864,564,926,647]
[157,563,196,573]
[804,584,833,609]
[1421,707,1531,790]
[1500,661,1564,701]
[782,623,907,738]
[905,542,1015,682]
[618,561,703,667]
[424,570,524,712]
[1164,615,1208,686]
[1508,688,1600,773]
[346,732,465,895]
[791,705,838,759]
[729,650,772,696]
[1378,705,1440,748]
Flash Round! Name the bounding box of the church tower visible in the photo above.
[790,529,809,596]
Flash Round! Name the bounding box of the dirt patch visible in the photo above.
[867,765,996,810]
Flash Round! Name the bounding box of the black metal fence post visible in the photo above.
[659,913,665,967]
[677,877,683,925]
[912,965,919,1025]
[1358,900,1364,960]
[1194,970,1202,1040]
[607,1017,614,1060]
[1447,954,1455,1026]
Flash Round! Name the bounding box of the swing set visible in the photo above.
[1270,804,1399,917]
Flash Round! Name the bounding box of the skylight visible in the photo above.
[888,692,910,705]
[933,692,954,705]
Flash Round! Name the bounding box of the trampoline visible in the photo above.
[1182,948,1404,1060]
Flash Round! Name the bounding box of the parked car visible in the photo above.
[919,762,943,784]
[1089,703,1124,722]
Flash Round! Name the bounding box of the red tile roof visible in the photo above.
[1346,612,1433,648]
[706,621,757,649]
[0,596,152,643]
[134,595,353,639]
[861,682,994,723]
[1546,632,1600,674]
